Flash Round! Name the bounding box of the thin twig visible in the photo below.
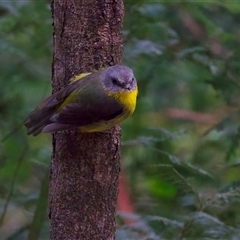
[1,122,24,143]
[27,171,49,240]
[0,146,28,227]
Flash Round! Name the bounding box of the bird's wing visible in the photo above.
[24,83,81,136]
[37,83,78,109]
[50,96,124,126]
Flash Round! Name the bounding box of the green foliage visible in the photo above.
[119,1,240,239]
[0,1,51,239]
[1,1,240,239]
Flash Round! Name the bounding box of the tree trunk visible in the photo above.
[49,1,124,239]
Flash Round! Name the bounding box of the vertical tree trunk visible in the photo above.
[49,1,124,239]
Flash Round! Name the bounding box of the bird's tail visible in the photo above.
[24,107,55,136]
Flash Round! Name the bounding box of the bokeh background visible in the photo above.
[1,1,240,239]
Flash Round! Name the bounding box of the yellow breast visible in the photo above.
[80,88,138,133]
[111,87,138,115]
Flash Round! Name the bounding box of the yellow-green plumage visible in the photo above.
[81,88,138,132]
[24,65,138,136]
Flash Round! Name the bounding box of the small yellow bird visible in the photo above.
[25,65,138,136]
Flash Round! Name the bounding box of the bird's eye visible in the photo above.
[131,77,135,82]
[112,78,118,85]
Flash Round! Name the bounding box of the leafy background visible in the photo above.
[1,1,240,239]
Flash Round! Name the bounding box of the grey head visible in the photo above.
[101,65,137,93]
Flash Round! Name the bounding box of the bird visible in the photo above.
[24,65,138,136]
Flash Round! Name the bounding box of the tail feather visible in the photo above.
[24,107,55,136]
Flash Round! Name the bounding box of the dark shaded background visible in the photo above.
[1,1,240,239]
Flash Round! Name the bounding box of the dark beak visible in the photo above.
[124,83,131,90]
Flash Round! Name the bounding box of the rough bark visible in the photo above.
[49,1,124,239]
